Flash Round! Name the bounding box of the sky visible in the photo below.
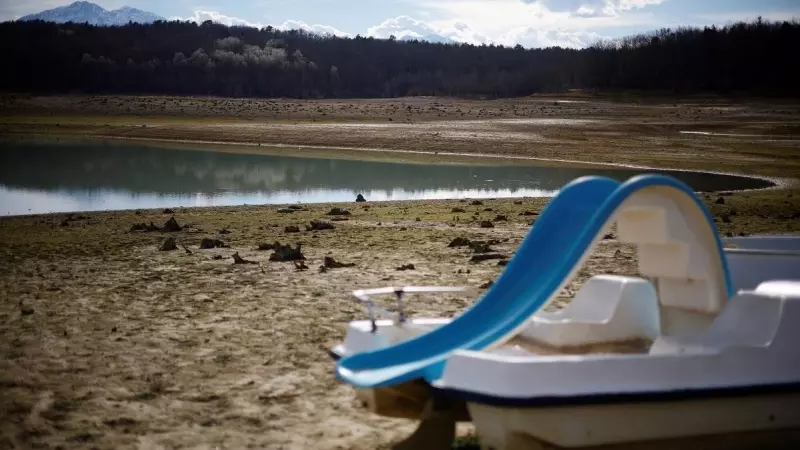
[3,0,799,48]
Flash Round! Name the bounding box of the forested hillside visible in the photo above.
[1,18,798,98]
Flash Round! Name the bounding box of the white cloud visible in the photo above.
[367,14,603,48]
[360,0,666,48]
[575,5,599,17]
[427,0,566,33]
[422,0,658,35]
[179,10,349,37]
[182,10,264,28]
[367,16,437,40]
[189,11,583,48]
[172,2,646,49]
[534,0,663,17]
[367,15,488,44]
[498,27,603,48]
[616,0,664,11]
[277,20,350,37]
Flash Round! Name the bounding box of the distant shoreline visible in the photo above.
[2,95,798,195]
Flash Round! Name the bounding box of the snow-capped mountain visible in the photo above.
[19,1,163,26]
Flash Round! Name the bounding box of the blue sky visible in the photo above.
[4,0,799,48]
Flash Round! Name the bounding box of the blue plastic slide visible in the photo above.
[335,174,733,389]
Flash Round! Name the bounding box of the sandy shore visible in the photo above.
[1,95,800,450]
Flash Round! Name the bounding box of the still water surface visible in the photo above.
[0,138,773,216]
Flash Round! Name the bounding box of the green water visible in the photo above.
[0,138,772,216]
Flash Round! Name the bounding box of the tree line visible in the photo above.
[0,17,798,98]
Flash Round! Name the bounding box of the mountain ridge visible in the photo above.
[19,1,163,26]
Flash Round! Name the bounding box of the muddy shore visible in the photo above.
[2,95,800,450]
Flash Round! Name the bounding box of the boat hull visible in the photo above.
[467,392,800,448]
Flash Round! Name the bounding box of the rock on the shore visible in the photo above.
[326,208,351,216]
[162,217,182,232]
[306,220,335,231]
[130,222,159,232]
[269,243,306,262]
[232,252,257,264]
[448,237,472,247]
[321,256,355,271]
[200,238,228,249]
[469,241,495,253]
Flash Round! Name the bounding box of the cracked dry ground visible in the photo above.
[0,200,644,450]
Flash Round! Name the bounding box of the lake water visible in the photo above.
[0,138,773,216]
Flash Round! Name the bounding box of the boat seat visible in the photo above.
[519,275,660,347]
[649,280,800,355]
[616,191,729,337]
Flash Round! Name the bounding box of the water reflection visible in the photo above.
[0,138,773,216]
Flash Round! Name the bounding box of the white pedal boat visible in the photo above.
[329,175,800,449]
